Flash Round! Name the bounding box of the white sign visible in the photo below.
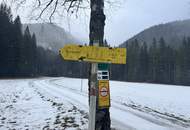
[97,70,109,80]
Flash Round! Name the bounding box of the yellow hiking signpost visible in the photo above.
[59,44,126,64]
[59,44,126,130]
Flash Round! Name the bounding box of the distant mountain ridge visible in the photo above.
[121,19,190,47]
[22,23,80,53]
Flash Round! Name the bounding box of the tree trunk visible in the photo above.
[89,0,105,46]
[88,0,111,130]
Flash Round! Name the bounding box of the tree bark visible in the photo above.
[89,0,105,46]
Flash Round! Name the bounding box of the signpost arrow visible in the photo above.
[59,44,127,64]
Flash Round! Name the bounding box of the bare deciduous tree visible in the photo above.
[9,0,90,22]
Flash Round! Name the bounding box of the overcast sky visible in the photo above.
[1,0,190,46]
[105,0,190,45]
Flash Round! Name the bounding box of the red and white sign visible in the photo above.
[98,80,110,108]
[100,87,108,97]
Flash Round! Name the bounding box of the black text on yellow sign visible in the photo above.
[98,80,110,108]
[59,44,126,64]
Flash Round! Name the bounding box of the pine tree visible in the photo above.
[13,16,23,75]
[148,38,158,82]
[127,39,140,81]
[31,33,37,76]
[139,42,148,81]
[186,37,190,85]
[165,45,175,84]
[157,37,167,83]
[21,26,32,75]
[0,3,14,76]
[177,37,190,85]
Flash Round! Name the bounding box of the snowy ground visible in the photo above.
[0,77,190,130]
[0,78,88,130]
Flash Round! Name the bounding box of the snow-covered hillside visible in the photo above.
[22,23,81,53]
[0,77,190,130]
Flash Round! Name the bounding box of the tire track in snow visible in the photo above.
[31,78,134,130]
[48,78,189,130]
[31,78,189,130]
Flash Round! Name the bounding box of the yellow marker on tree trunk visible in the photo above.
[98,80,110,108]
[59,44,126,64]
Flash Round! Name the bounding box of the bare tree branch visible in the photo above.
[12,0,122,22]
[49,0,58,22]
[37,0,54,20]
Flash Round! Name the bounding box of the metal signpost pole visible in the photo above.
[88,62,97,130]
[88,42,99,130]
[88,41,99,130]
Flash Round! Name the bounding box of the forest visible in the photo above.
[0,3,37,77]
[112,37,190,86]
[0,3,190,86]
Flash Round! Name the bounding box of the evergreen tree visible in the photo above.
[31,33,37,76]
[139,42,148,81]
[13,16,23,75]
[148,38,158,82]
[22,26,38,76]
[167,46,175,84]
[127,39,140,81]
[176,37,190,85]
[20,26,32,75]
[157,37,167,83]
[0,3,13,76]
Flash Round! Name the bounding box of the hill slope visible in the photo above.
[121,19,190,47]
[23,23,80,53]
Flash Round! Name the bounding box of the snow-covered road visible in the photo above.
[1,77,190,130]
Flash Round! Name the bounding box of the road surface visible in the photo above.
[31,77,190,130]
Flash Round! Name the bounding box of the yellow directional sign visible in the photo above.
[59,44,126,64]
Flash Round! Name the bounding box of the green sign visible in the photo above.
[98,63,109,70]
